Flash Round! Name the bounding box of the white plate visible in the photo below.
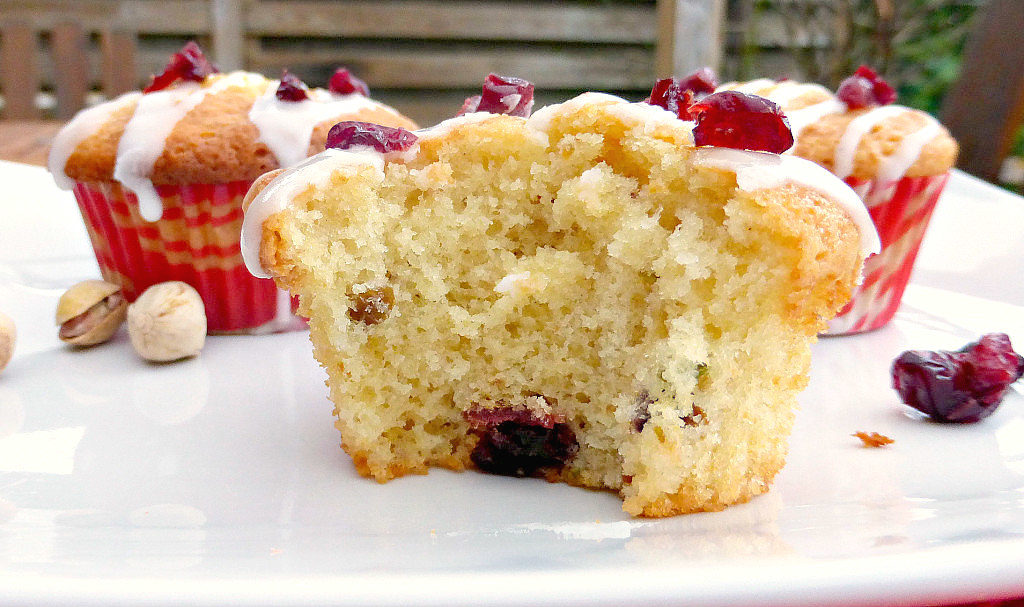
[1,161,1023,606]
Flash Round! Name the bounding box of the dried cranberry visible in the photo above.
[689,91,794,154]
[275,70,309,102]
[328,67,369,96]
[892,333,1024,423]
[144,41,219,93]
[465,403,578,477]
[645,67,719,120]
[348,286,394,325]
[836,65,897,109]
[457,74,535,118]
[457,95,482,116]
[631,391,653,433]
[326,121,418,153]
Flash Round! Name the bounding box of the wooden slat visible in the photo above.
[247,0,658,43]
[940,0,1024,181]
[0,21,39,119]
[655,0,724,78]
[1,0,210,35]
[211,0,244,71]
[248,44,655,89]
[100,29,138,96]
[51,21,89,120]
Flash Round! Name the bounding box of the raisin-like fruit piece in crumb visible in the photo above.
[348,286,395,325]
[631,390,653,433]
[465,402,578,477]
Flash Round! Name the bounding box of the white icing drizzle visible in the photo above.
[240,148,386,278]
[830,105,907,180]
[48,91,142,190]
[248,86,385,168]
[694,147,881,257]
[875,115,942,185]
[114,72,264,222]
[784,97,847,138]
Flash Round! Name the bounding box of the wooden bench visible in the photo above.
[0,0,725,126]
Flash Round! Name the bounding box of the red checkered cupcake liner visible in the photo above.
[71,180,302,333]
[826,172,950,335]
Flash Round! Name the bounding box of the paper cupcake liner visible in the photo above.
[71,180,303,334]
[826,172,950,335]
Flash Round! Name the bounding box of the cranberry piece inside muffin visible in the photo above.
[457,74,535,118]
[837,65,898,109]
[689,91,794,154]
[892,333,1024,423]
[276,70,310,102]
[645,68,719,120]
[326,121,418,153]
[464,403,579,477]
[144,41,219,93]
[328,67,370,96]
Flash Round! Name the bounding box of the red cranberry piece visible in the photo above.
[328,67,369,96]
[689,91,794,154]
[326,121,418,153]
[456,95,482,116]
[275,70,309,102]
[465,403,578,477]
[645,67,719,120]
[837,65,897,109]
[457,74,535,118]
[631,390,653,433]
[892,333,1024,423]
[144,41,219,93]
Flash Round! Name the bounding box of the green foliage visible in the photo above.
[732,0,980,113]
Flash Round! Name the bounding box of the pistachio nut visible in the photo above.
[0,311,14,372]
[127,281,207,362]
[57,279,128,346]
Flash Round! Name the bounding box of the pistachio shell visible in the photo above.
[0,311,15,372]
[56,280,122,324]
[61,297,127,346]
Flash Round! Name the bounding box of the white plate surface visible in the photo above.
[1,160,1023,606]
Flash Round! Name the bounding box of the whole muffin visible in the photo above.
[717,69,958,333]
[49,42,417,332]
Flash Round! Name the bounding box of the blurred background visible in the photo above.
[1,0,1021,191]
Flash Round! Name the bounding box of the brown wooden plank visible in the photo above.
[211,0,244,71]
[654,0,724,78]
[0,21,39,119]
[100,28,139,96]
[51,21,90,120]
[2,0,210,35]
[247,0,657,43]
[941,0,1024,181]
[249,44,655,89]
